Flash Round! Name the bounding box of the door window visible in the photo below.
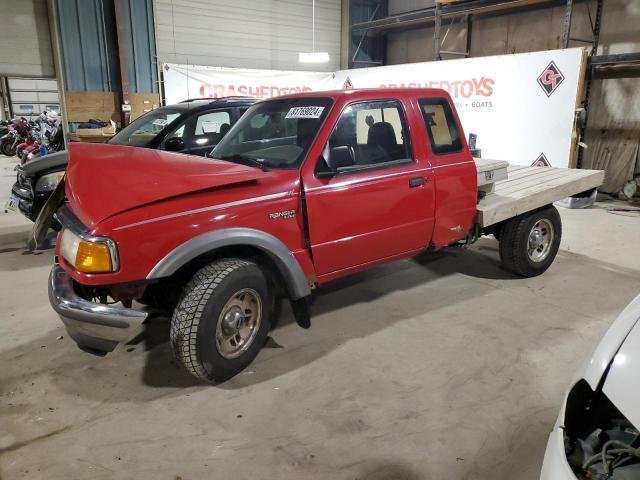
[108,109,181,147]
[418,98,463,154]
[167,109,232,150]
[194,111,231,136]
[322,100,412,173]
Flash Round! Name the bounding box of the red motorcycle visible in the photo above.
[16,127,40,163]
[0,117,30,157]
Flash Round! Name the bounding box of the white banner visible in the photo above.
[163,48,586,167]
[162,64,334,104]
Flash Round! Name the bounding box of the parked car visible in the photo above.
[7,97,257,222]
[43,88,602,383]
[108,96,257,156]
[540,293,640,479]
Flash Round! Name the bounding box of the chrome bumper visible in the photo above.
[48,265,148,353]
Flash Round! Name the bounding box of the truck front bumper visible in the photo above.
[48,265,148,353]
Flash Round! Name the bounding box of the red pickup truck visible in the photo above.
[46,88,603,382]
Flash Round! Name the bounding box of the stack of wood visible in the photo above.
[68,124,116,143]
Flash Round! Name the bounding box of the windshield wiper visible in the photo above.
[217,154,270,172]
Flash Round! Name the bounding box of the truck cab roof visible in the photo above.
[269,88,452,101]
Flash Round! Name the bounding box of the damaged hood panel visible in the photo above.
[65,143,263,229]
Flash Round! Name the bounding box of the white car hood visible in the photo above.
[602,319,640,429]
[579,293,640,391]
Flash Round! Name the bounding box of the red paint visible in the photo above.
[57,88,477,291]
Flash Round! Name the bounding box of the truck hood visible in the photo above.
[65,143,263,229]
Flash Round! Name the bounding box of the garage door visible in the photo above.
[155,0,342,71]
[0,0,55,77]
[8,78,60,119]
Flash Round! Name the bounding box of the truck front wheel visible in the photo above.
[170,259,272,382]
[499,205,562,277]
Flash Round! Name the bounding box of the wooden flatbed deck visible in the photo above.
[476,163,605,227]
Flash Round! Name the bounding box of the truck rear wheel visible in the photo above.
[499,205,561,277]
[170,259,272,382]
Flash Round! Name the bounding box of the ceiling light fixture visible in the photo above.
[298,0,330,64]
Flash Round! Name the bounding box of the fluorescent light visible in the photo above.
[298,52,330,63]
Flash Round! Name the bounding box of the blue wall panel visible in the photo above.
[56,0,157,93]
[57,0,120,91]
[122,0,158,93]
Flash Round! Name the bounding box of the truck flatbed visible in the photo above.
[476,161,605,227]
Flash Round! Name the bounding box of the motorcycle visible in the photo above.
[0,117,29,157]
[0,120,9,137]
[22,111,65,163]
[16,125,40,163]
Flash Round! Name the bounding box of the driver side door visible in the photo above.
[303,99,435,279]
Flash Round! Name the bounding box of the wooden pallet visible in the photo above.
[477,164,605,227]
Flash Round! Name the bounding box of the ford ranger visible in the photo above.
[46,89,604,382]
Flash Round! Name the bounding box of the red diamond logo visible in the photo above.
[537,61,564,97]
[531,153,551,167]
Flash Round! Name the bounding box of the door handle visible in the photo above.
[409,177,425,188]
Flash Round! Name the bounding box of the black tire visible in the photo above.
[1,141,16,157]
[499,205,562,277]
[170,259,272,382]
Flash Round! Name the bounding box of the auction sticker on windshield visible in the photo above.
[152,118,169,126]
[285,106,325,119]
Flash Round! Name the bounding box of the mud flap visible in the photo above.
[291,297,311,329]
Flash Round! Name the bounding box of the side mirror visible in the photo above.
[328,145,355,170]
[165,136,185,152]
[315,146,356,179]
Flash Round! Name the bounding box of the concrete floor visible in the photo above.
[1,155,18,201]
[0,201,639,480]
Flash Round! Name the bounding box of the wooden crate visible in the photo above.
[65,91,120,124]
[129,92,161,120]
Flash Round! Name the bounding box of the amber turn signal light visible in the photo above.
[75,240,113,273]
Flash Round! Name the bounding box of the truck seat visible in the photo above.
[365,122,400,163]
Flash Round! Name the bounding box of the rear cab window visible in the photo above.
[418,98,463,155]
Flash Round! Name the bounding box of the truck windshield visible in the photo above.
[211,97,332,169]
[109,108,182,147]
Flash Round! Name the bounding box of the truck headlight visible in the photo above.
[59,229,117,273]
[35,172,65,192]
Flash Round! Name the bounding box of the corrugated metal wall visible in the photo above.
[120,0,158,93]
[56,0,157,93]
[154,0,342,71]
[57,0,119,91]
[0,0,54,77]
